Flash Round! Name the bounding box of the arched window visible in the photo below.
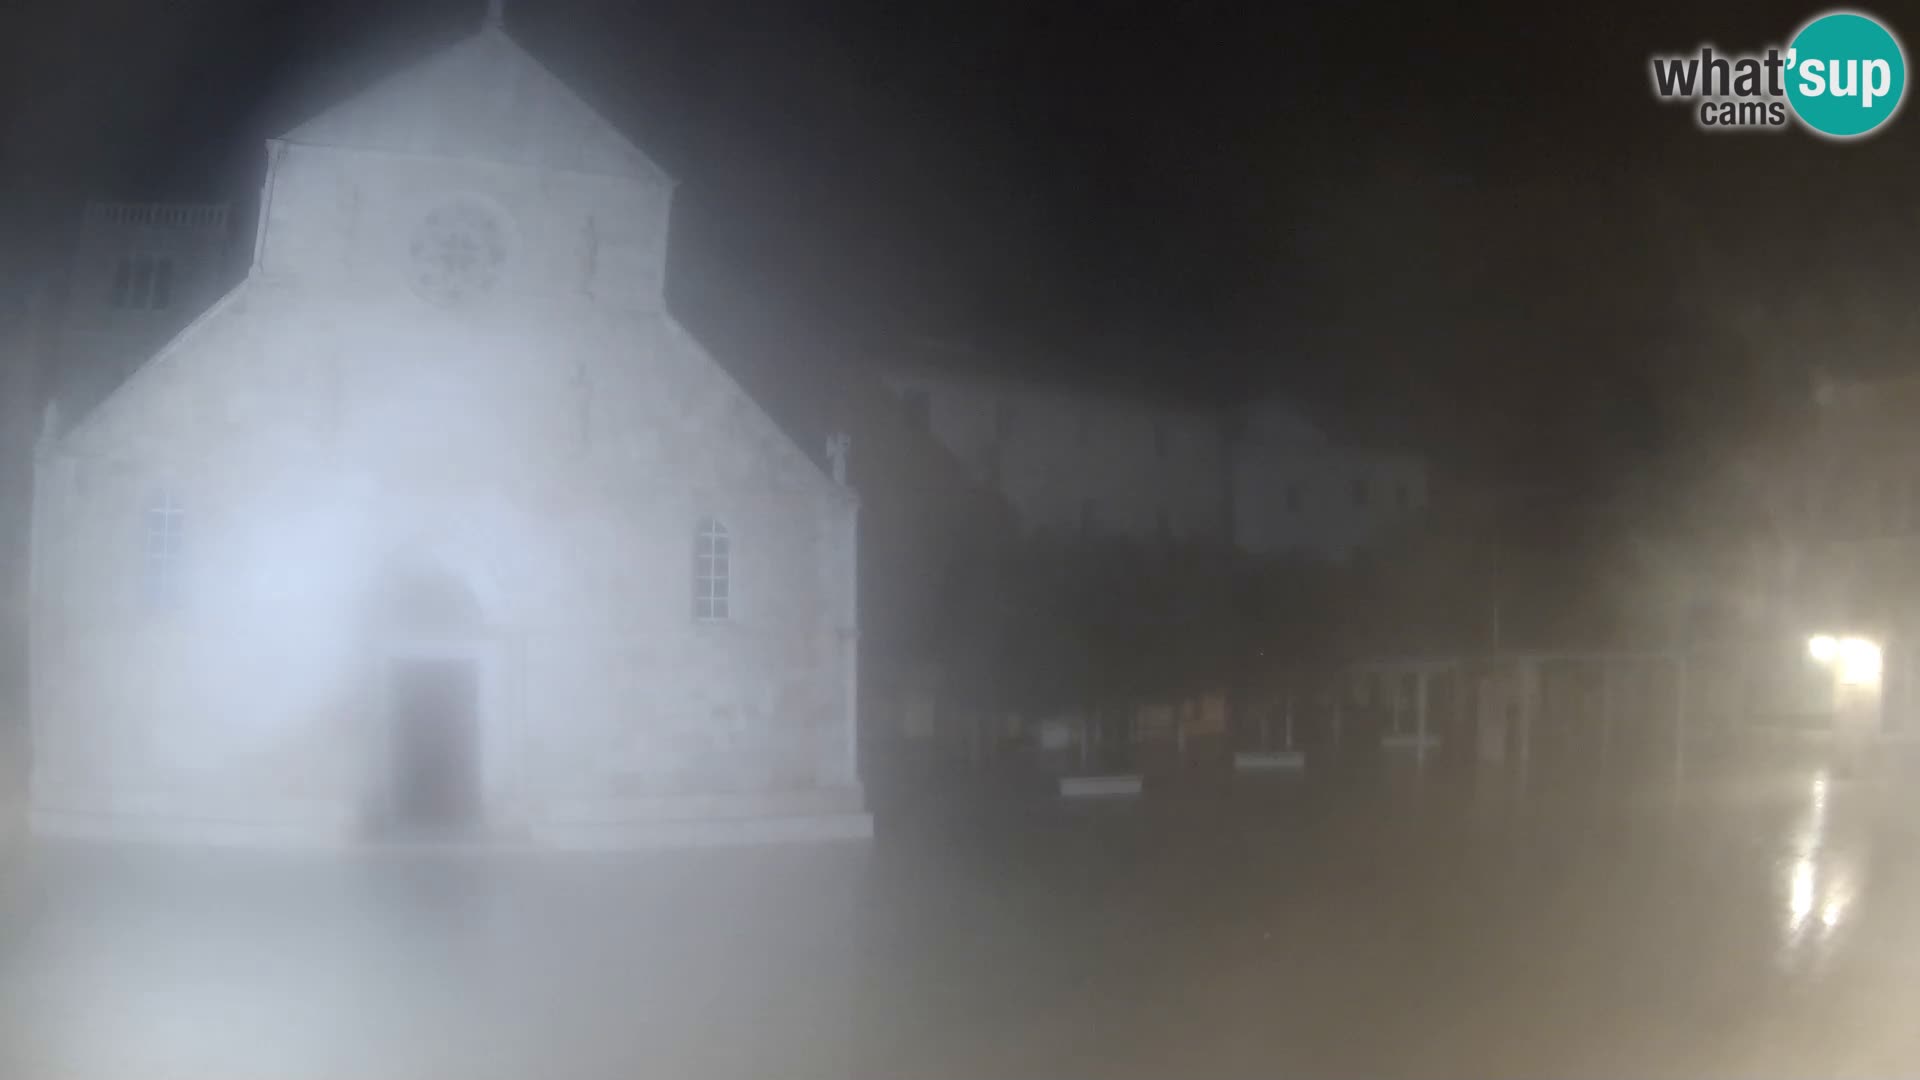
[142,487,186,610]
[694,518,730,621]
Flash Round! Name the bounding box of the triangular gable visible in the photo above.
[59,22,854,500]
[56,280,253,454]
[280,25,670,185]
[658,314,852,503]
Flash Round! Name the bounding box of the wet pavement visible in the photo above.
[5,746,1920,1078]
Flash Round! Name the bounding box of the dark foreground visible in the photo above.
[4,746,1919,1079]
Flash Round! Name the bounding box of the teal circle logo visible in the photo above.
[1786,12,1907,138]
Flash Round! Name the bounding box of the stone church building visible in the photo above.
[27,15,868,847]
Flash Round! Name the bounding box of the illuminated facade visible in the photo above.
[28,21,867,846]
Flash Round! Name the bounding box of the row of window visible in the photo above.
[136,495,734,622]
[899,393,1421,518]
[1288,477,1419,513]
[1070,478,1420,537]
[898,388,1188,460]
[1075,500,1196,538]
[110,254,175,311]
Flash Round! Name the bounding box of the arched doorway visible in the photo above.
[370,562,490,837]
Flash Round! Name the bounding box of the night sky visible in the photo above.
[5,0,1918,496]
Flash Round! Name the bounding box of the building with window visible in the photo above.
[883,353,1426,560]
[1230,400,1427,560]
[51,201,237,426]
[28,13,866,847]
[884,361,1232,543]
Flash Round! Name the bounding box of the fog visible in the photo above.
[5,753,1915,1077]
[5,0,1920,1076]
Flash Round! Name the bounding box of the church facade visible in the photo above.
[27,21,867,847]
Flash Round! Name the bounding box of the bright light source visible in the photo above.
[1808,634,1883,687]
[1789,858,1816,931]
[1810,634,1838,662]
[1838,636,1883,687]
[1822,898,1845,929]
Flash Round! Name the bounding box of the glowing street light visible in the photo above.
[1809,631,1885,774]
[1837,636,1883,687]
[1809,633,1881,686]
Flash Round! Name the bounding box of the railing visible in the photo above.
[84,203,228,228]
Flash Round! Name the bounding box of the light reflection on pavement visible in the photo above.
[5,749,1920,1078]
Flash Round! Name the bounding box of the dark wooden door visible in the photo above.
[390,657,480,831]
